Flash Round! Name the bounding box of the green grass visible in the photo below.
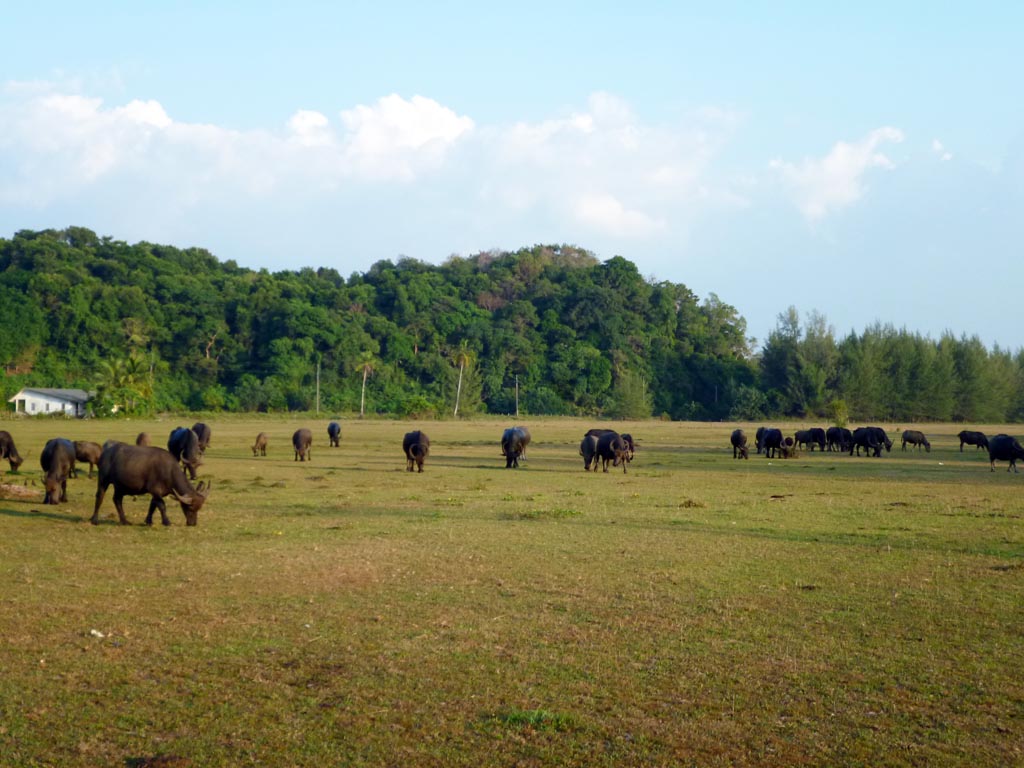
[0,416,1021,766]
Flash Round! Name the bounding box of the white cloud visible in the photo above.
[575,193,666,237]
[932,138,953,162]
[771,127,905,219]
[339,94,474,181]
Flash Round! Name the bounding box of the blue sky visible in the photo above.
[2,2,1022,349]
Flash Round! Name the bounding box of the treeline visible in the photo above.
[0,227,1021,422]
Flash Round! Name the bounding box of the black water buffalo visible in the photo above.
[192,422,212,454]
[794,429,825,452]
[501,426,531,468]
[403,431,430,472]
[596,430,629,473]
[755,426,767,454]
[958,430,989,452]
[731,429,749,459]
[988,434,1024,472]
[91,442,209,526]
[293,428,313,462]
[869,427,893,453]
[781,436,798,459]
[850,427,883,457]
[168,427,202,480]
[901,430,931,452]
[327,421,341,447]
[0,430,25,471]
[252,432,268,456]
[580,434,600,471]
[73,440,103,478]
[762,428,784,458]
[41,438,76,505]
[135,432,151,446]
[826,426,852,452]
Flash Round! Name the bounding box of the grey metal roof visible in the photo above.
[7,388,94,403]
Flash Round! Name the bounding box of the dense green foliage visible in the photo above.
[2,227,1021,421]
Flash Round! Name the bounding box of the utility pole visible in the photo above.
[316,356,321,414]
[515,375,520,418]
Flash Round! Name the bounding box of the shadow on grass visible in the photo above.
[0,505,83,523]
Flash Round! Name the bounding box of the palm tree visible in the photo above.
[356,352,376,418]
[453,343,472,418]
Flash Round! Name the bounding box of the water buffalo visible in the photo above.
[73,440,103,478]
[794,428,826,452]
[135,432,151,446]
[988,434,1024,473]
[0,430,24,472]
[168,427,202,480]
[501,426,531,468]
[403,430,430,472]
[41,438,76,504]
[958,430,988,452]
[252,432,268,456]
[762,428,784,458]
[850,427,883,457]
[826,426,852,453]
[867,427,893,452]
[730,429,749,459]
[91,442,209,526]
[293,428,313,462]
[192,422,212,454]
[755,426,767,455]
[901,430,931,452]
[596,430,629,473]
[328,421,341,448]
[781,436,799,459]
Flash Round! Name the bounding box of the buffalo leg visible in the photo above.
[91,484,108,524]
[112,491,131,525]
[146,496,171,526]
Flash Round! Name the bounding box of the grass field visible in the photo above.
[1,416,1022,767]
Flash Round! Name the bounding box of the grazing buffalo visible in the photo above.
[292,428,313,462]
[192,423,212,454]
[252,432,268,456]
[762,428,784,458]
[901,430,931,452]
[135,432,151,447]
[41,438,76,504]
[580,434,600,471]
[781,436,799,459]
[755,426,767,455]
[91,442,209,526]
[596,430,629,473]
[501,426,531,468]
[73,440,103,478]
[403,431,430,472]
[988,434,1024,473]
[168,427,202,480]
[0,430,25,471]
[730,429,749,459]
[850,427,883,457]
[794,429,826,452]
[327,421,341,448]
[958,430,989,452]
[826,426,852,453]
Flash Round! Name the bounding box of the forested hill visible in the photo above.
[1,227,1021,422]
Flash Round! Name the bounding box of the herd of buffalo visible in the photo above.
[1,420,1022,529]
[729,426,1024,469]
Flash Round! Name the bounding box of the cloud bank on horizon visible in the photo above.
[1,4,1021,350]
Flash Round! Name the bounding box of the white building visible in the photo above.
[8,388,92,418]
